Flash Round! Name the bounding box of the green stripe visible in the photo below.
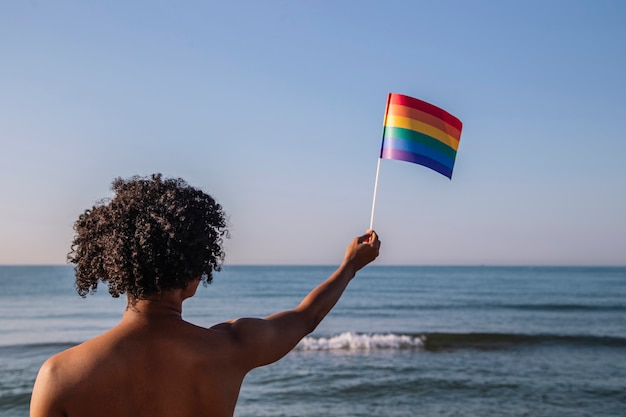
[383,126,456,159]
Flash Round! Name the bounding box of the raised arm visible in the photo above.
[219,231,381,369]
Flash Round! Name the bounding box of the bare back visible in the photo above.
[32,316,249,417]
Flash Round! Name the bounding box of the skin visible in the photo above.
[30,231,381,417]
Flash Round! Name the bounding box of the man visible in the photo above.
[30,174,381,417]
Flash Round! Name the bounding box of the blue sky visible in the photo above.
[1,1,625,265]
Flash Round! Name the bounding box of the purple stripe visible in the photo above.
[381,148,453,179]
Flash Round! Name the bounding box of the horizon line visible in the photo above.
[0,263,624,268]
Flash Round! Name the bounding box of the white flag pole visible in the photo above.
[369,157,382,230]
[369,93,392,231]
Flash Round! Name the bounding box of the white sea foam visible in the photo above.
[295,332,424,351]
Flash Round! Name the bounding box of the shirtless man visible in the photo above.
[30,174,381,417]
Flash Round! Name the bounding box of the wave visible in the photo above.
[296,332,424,351]
[0,342,77,356]
[420,333,626,351]
[498,303,626,312]
[3,333,625,355]
[295,332,626,352]
[357,303,626,313]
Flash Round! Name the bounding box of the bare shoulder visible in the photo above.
[30,344,85,417]
[30,330,140,416]
[34,343,85,384]
[33,340,99,387]
[209,313,311,369]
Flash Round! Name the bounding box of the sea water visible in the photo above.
[1,265,625,416]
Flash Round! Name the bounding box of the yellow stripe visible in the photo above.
[385,114,460,151]
[388,104,462,140]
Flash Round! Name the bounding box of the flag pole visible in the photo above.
[370,93,392,231]
[369,157,382,230]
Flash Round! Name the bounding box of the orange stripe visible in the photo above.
[387,104,461,140]
[384,114,460,151]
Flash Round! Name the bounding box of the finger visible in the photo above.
[357,231,373,244]
[359,231,379,246]
[370,233,381,250]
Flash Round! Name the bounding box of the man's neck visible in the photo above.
[122,290,186,323]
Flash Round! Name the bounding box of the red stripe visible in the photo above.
[388,94,463,132]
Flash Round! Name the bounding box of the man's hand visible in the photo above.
[342,230,381,274]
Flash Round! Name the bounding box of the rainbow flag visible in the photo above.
[380,93,463,179]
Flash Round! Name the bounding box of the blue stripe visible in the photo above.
[382,136,455,170]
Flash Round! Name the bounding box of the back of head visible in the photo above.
[68,174,228,299]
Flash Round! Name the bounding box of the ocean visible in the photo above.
[1,265,625,416]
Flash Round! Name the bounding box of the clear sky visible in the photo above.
[1,1,625,266]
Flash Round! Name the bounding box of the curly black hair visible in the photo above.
[68,174,228,299]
